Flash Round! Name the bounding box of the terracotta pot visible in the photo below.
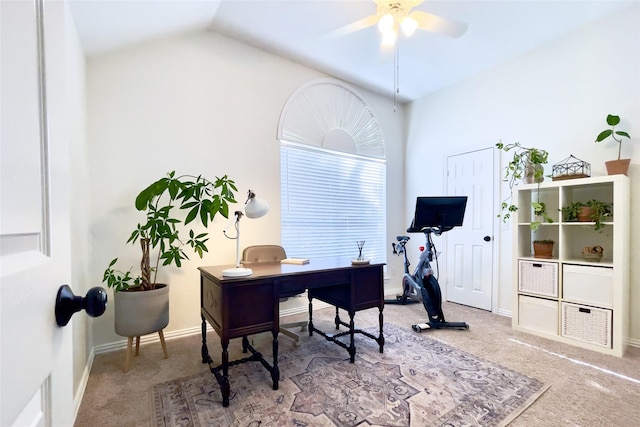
[114,284,169,337]
[533,242,554,259]
[605,159,630,176]
[577,206,592,222]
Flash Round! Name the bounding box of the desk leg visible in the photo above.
[308,295,314,336]
[334,307,340,330]
[272,331,279,390]
[220,338,231,407]
[201,316,212,364]
[348,311,356,363]
[378,307,385,353]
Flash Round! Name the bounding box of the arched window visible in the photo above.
[278,79,386,262]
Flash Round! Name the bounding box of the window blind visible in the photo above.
[280,142,387,263]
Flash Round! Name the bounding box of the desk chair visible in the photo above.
[241,245,308,345]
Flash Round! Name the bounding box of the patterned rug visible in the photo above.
[151,323,548,426]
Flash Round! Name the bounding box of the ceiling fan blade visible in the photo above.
[323,14,379,40]
[411,10,468,38]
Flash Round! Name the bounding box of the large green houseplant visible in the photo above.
[102,171,237,364]
[496,141,551,230]
[595,114,632,175]
[103,171,237,291]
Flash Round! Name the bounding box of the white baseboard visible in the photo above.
[94,301,332,355]
[91,305,640,355]
[73,347,95,423]
[496,308,512,317]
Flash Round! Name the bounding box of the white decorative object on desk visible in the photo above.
[281,258,309,265]
[352,240,370,264]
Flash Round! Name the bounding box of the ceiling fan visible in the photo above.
[325,0,468,45]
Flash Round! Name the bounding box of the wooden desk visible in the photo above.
[199,258,385,407]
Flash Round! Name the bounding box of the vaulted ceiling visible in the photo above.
[69,0,633,102]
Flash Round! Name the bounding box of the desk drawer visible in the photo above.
[279,269,350,295]
[308,266,383,310]
[202,277,276,338]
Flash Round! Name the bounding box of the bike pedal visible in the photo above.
[411,323,431,332]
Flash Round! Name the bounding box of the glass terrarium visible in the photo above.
[552,155,591,181]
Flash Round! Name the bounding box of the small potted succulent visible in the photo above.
[595,114,632,175]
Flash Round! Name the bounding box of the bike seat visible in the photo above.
[396,235,410,242]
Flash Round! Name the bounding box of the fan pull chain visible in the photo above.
[393,41,399,112]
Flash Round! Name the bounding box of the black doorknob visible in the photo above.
[483,236,491,242]
[55,285,108,327]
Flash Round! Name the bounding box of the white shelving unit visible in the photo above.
[511,175,630,357]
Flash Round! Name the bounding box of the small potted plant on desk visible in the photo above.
[595,114,632,175]
[496,141,551,230]
[102,171,237,372]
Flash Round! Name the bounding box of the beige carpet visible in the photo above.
[150,322,547,426]
[76,301,640,426]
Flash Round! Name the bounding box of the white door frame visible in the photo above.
[442,143,501,314]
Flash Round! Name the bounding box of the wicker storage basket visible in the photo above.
[518,260,558,297]
[561,302,612,348]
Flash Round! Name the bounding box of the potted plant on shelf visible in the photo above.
[532,239,555,259]
[595,114,632,175]
[496,141,551,229]
[561,199,612,231]
[102,171,237,370]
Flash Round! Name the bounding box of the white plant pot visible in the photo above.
[114,284,169,337]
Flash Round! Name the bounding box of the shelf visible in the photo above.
[518,256,558,262]
[517,257,613,267]
[563,259,613,267]
[561,222,614,227]
[511,175,630,357]
[518,291,559,300]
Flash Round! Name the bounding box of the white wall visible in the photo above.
[406,4,640,343]
[86,31,406,348]
[64,0,92,405]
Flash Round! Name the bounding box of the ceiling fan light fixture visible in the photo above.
[400,15,417,37]
[381,29,397,46]
[378,13,394,33]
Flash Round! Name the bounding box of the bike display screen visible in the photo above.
[408,196,468,233]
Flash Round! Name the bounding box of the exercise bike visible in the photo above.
[386,196,470,331]
[384,234,424,305]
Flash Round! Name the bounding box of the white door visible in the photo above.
[445,147,495,311]
[1,1,74,425]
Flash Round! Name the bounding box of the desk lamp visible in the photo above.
[222,190,269,277]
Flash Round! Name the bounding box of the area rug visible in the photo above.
[151,323,548,426]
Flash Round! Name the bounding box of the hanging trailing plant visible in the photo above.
[496,141,551,230]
